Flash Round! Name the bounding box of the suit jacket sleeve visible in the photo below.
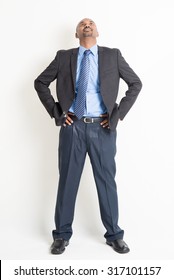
[117,49,142,120]
[34,52,63,121]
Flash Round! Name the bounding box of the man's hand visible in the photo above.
[63,113,74,127]
[63,113,111,128]
[100,113,110,129]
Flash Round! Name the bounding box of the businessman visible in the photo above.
[34,18,142,255]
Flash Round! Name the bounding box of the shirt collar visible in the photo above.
[79,44,98,56]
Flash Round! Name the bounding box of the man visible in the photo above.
[34,18,142,255]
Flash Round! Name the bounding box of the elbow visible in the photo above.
[139,79,143,91]
[135,79,143,93]
[34,78,39,90]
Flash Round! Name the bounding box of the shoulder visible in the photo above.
[56,48,78,56]
[97,46,122,59]
[98,46,121,54]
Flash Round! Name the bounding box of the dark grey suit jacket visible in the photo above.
[34,46,142,130]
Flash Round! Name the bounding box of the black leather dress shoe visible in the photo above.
[106,239,130,254]
[50,238,69,254]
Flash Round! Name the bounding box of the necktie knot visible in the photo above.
[84,49,91,56]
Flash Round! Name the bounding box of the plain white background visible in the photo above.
[0,0,174,260]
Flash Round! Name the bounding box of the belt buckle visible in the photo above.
[84,117,93,123]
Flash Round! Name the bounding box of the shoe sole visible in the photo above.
[51,248,65,254]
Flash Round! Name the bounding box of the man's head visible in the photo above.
[75,18,99,40]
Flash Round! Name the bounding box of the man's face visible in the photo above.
[75,18,99,39]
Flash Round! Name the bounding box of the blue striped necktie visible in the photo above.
[74,49,91,119]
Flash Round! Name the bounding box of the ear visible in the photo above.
[75,32,79,38]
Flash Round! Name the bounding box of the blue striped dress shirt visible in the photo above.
[69,45,107,117]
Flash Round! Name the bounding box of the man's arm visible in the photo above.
[117,49,142,120]
[34,52,62,120]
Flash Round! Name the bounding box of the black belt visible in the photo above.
[69,114,105,124]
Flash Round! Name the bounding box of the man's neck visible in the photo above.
[79,38,97,49]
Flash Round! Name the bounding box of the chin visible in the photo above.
[83,33,93,37]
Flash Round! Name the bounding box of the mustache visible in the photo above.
[83,26,92,31]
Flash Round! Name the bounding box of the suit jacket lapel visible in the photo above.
[98,46,106,102]
[71,48,79,92]
[98,46,105,78]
